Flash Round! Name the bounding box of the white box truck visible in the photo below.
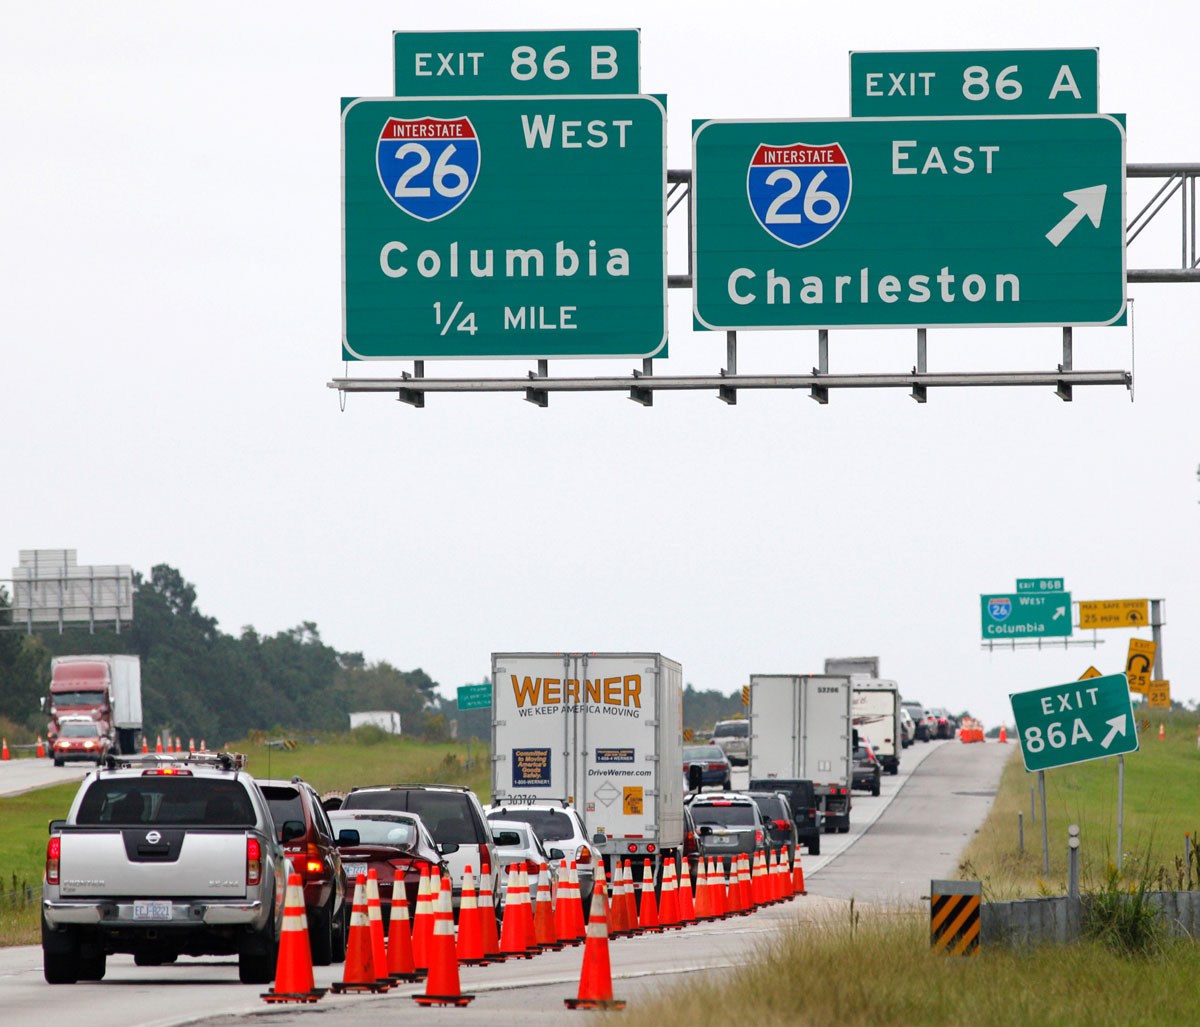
[490,652,683,870]
[851,679,901,775]
[748,674,853,833]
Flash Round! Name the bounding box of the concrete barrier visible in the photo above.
[981,891,1200,946]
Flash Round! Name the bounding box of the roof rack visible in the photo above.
[102,751,248,772]
[348,783,471,793]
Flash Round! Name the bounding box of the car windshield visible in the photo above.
[748,794,785,818]
[486,809,574,842]
[690,803,756,827]
[59,722,101,738]
[713,722,749,738]
[76,779,256,826]
[343,789,483,846]
[330,812,419,849]
[683,746,724,760]
[261,787,305,840]
[52,691,107,708]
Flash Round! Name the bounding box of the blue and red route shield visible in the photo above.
[376,116,480,221]
[747,142,852,248]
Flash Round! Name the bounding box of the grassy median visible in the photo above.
[617,911,1200,1026]
[958,711,1200,898]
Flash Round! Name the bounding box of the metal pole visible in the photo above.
[1031,785,1037,825]
[1018,811,1024,853]
[1039,771,1049,875]
[1117,754,1125,872]
[1151,599,1168,725]
[1068,824,1080,900]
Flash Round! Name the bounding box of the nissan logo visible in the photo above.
[145,830,162,844]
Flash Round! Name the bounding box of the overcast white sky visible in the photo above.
[4,1,1197,729]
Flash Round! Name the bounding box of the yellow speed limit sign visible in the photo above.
[1147,681,1170,709]
[1079,598,1150,629]
[1125,638,1157,693]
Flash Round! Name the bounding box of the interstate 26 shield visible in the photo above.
[988,598,1013,622]
[376,116,480,221]
[747,142,851,248]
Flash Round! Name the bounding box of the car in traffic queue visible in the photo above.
[681,803,712,882]
[489,820,563,906]
[483,801,595,905]
[748,777,821,855]
[683,792,767,869]
[258,777,347,965]
[339,784,498,909]
[899,707,916,748]
[852,743,882,796]
[683,743,732,791]
[709,719,750,766]
[51,718,112,766]
[328,809,448,919]
[745,791,799,853]
[927,707,957,739]
[902,701,935,741]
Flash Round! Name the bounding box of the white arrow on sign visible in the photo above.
[1046,185,1107,247]
[1100,714,1127,749]
[1052,606,1066,620]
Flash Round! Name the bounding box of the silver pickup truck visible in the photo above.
[42,752,286,984]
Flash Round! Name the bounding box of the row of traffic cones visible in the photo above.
[263,845,809,1010]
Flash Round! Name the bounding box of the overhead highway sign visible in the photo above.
[981,591,1073,639]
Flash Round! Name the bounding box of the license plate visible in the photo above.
[709,835,737,846]
[343,862,369,880]
[133,900,172,921]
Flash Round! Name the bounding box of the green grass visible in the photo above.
[958,710,1200,898]
[618,912,1200,1026]
[0,734,490,946]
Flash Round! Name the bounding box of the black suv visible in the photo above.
[259,777,347,965]
[748,777,820,855]
[852,744,882,796]
[746,791,798,853]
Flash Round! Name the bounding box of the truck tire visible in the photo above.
[331,901,347,963]
[77,948,106,981]
[53,758,63,768]
[238,900,278,985]
[309,900,334,966]
[871,778,881,797]
[42,917,79,984]
[808,837,820,856]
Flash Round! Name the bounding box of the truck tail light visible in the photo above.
[247,837,262,886]
[305,842,323,875]
[46,838,60,885]
[708,763,725,771]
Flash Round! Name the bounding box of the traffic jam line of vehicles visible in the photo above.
[36,649,956,997]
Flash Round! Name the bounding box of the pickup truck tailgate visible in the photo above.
[59,829,251,899]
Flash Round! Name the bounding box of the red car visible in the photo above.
[52,719,111,765]
[328,810,448,922]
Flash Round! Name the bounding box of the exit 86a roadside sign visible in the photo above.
[1009,673,1138,772]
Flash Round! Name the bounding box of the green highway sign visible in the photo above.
[692,115,1125,331]
[457,683,493,710]
[850,49,1099,117]
[1017,578,1064,593]
[982,592,1073,639]
[1010,673,1138,772]
[394,30,640,96]
[342,95,666,359]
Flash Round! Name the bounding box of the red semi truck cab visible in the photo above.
[47,661,113,743]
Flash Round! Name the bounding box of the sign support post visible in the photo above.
[1151,599,1168,725]
[1040,770,1049,875]
[1117,754,1125,871]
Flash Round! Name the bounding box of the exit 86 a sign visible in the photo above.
[1009,673,1138,772]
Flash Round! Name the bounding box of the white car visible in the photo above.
[488,820,562,907]
[484,801,596,905]
[710,719,750,766]
[899,707,916,748]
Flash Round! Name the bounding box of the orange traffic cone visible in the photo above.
[793,849,807,896]
[1160,723,1166,741]
[155,735,163,753]
[622,860,640,934]
[457,865,489,965]
[331,875,389,993]
[607,861,626,935]
[36,736,45,758]
[385,875,421,980]
[637,860,661,932]
[678,857,696,923]
[411,864,434,971]
[519,864,539,952]
[1,739,8,761]
[781,849,795,900]
[707,858,724,918]
[188,737,195,754]
[413,875,474,1007]
[365,870,390,986]
[659,857,680,929]
[554,860,576,945]
[141,736,148,754]
[737,854,753,913]
[478,861,502,959]
[175,736,181,753]
[693,858,713,920]
[200,738,206,751]
[262,872,326,1002]
[498,865,536,959]
[564,873,625,1010]
[534,862,559,949]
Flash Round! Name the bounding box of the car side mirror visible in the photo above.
[438,842,460,855]
[337,828,360,845]
[592,832,606,845]
[687,765,704,792]
[281,820,306,843]
[699,825,713,836]
[548,847,564,861]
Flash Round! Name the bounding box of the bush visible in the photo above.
[351,724,389,746]
[1083,860,1164,957]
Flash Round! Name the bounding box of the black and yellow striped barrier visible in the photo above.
[930,879,980,956]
